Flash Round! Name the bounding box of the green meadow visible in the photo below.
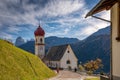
[0,39,56,80]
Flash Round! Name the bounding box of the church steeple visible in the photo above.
[34,24,45,59]
[34,25,45,36]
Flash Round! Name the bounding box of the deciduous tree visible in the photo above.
[84,58,103,74]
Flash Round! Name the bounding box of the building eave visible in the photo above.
[85,0,118,18]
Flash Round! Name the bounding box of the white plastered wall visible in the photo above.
[35,36,45,59]
[60,45,78,69]
[111,2,120,77]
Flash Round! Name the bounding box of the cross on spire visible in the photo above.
[38,17,41,27]
[39,20,41,27]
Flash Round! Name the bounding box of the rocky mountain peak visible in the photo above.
[15,36,25,46]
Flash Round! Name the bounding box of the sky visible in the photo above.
[0,0,110,42]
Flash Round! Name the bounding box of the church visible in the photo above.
[34,25,78,70]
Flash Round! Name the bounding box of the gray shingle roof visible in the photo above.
[44,44,69,61]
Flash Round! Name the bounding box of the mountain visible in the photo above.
[89,26,110,36]
[45,36,79,50]
[71,26,111,73]
[18,26,111,73]
[0,39,55,80]
[18,36,79,53]
[15,36,25,46]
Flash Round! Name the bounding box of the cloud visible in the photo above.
[0,0,110,41]
[0,32,13,40]
[97,10,110,21]
[64,28,70,34]
[41,0,85,17]
[43,9,110,40]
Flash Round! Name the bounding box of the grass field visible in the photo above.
[85,77,100,80]
[0,40,56,80]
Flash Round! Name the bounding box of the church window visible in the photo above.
[50,62,52,66]
[36,39,37,42]
[49,61,50,65]
[56,63,58,67]
[40,38,42,43]
[66,60,70,64]
[67,50,70,53]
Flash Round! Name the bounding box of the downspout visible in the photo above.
[110,9,113,80]
[116,2,120,41]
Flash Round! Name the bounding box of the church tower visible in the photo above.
[34,25,45,59]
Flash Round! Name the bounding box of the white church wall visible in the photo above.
[35,45,38,56]
[35,35,45,59]
[60,45,78,69]
[35,36,44,44]
[45,61,60,68]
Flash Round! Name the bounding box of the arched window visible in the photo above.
[40,38,42,43]
[36,39,37,42]
[66,60,70,64]
[56,63,57,67]
[67,50,70,53]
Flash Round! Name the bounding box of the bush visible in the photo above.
[84,58,103,75]
[79,65,85,71]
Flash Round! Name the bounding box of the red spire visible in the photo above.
[34,25,45,36]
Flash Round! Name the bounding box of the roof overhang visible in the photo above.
[85,0,119,18]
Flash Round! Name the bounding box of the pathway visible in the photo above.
[48,70,86,80]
